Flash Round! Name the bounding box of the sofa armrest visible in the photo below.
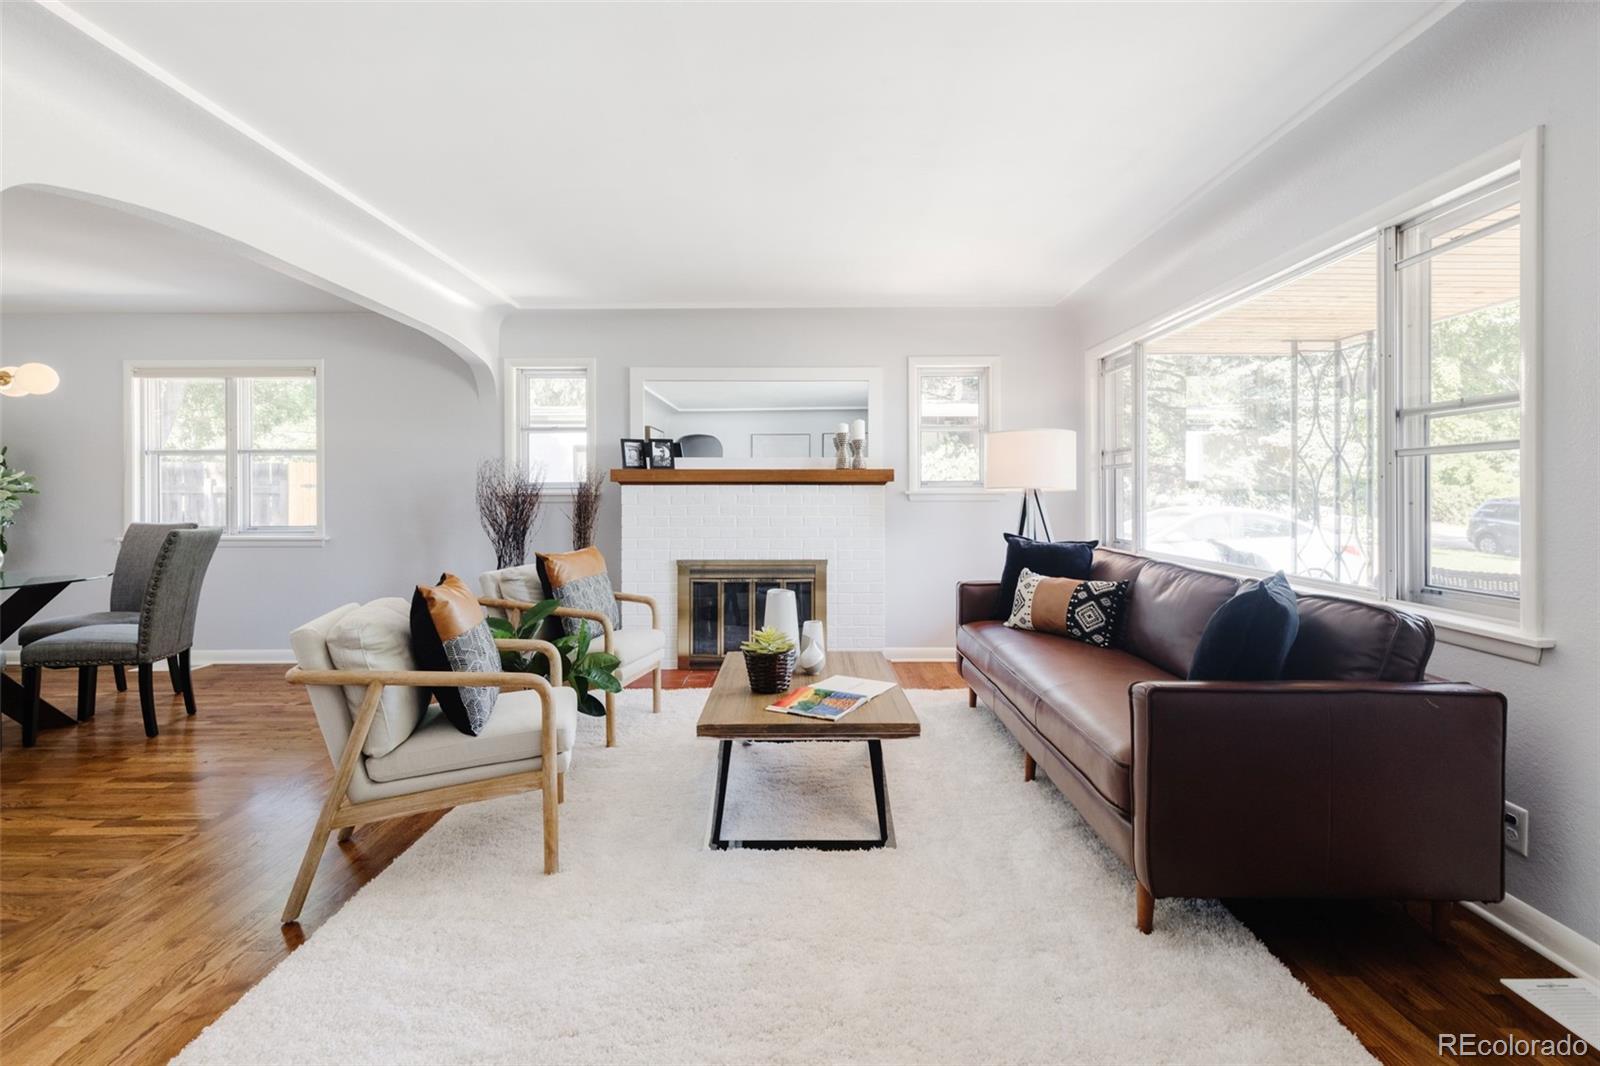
[1130,680,1505,902]
[958,581,1004,625]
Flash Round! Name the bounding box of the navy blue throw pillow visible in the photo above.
[1188,571,1300,681]
[996,534,1098,618]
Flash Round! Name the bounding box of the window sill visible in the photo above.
[904,489,1007,502]
[220,534,329,547]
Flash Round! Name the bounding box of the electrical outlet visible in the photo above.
[1504,801,1530,857]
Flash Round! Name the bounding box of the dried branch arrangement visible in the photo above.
[569,467,606,550]
[476,459,546,568]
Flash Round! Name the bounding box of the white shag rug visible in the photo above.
[177,688,1375,1065]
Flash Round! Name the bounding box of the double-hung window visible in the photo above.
[505,360,596,489]
[1392,178,1523,617]
[908,357,998,493]
[129,365,322,536]
[1093,150,1535,636]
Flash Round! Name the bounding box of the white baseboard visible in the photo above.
[190,649,295,666]
[1465,894,1600,983]
[883,646,957,662]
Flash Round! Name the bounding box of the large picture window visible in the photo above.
[130,365,322,536]
[1095,161,1532,629]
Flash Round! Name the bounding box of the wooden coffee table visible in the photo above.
[695,650,920,850]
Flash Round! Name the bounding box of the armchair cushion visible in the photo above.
[325,597,427,757]
[364,686,578,784]
[536,547,621,638]
[480,564,545,611]
[611,627,665,675]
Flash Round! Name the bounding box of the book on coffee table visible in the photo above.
[766,675,899,721]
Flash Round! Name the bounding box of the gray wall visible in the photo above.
[2,305,1079,658]
[0,312,505,651]
[502,307,1081,652]
[1066,2,1599,941]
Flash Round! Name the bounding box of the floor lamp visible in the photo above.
[985,429,1077,541]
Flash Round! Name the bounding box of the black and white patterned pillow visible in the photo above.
[1064,579,1128,648]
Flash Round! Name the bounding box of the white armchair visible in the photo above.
[480,566,664,748]
[282,601,576,925]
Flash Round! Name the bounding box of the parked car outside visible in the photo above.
[1145,505,1368,584]
[1466,497,1520,556]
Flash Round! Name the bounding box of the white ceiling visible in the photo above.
[1,187,353,313]
[43,2,1442,310]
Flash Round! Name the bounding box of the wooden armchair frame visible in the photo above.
[480,591,663,748]
[281,637,565,925]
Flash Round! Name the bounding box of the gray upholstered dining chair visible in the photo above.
[18,522,197,695]
[18,527,221,744]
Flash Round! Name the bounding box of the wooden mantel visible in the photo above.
[609,467,894,486]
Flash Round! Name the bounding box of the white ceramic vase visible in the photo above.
[796,619,825,674]
[762,589,800,649]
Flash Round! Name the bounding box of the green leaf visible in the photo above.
[574,624,592,663]
[486,617,516,639]
[579,667,623,693]
[576,692,607,718]
[584,652,622,672]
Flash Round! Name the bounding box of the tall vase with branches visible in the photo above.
[476,459,546,568]
[568,468,605,549]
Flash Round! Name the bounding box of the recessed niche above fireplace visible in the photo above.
[676,560,827,669]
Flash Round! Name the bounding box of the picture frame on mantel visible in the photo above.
[620,438,648,469]
[648,439,677,469]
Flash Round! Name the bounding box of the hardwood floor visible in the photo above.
[1,663,1591,1065]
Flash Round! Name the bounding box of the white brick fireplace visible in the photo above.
[618,481,887,667]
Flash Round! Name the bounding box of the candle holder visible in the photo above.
[832,432,849,469]
[848,438,866,469]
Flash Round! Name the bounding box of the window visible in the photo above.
[1393,179,1523,615]
[506,360,595,488]
[1098,352,1135,547]
[1093,155,1534,630]
[129,365,322,536]
[908,357,998,493]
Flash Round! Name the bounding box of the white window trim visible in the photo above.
[905,356,1002,498]
[1082,128,1546,662]
[502,358,597,494]
[123,360,327,543]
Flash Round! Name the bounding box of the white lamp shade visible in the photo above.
[985,429,1077,491]
[0,363,60,397]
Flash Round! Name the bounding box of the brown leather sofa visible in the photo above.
[957,547,1506,934]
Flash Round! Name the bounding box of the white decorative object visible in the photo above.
[832,431,849,469]
[762,588,800,648]
[797,619,825,673]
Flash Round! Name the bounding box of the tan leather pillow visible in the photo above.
[1004,567,1128,648]
[537,547,620,639]
[410,573,501,735]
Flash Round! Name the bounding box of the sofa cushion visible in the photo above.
[961,621,1171,813]
[325,597,428,757]
[1189,571,1300,681]
[1284,595,1434,681]
[365,685,578,784]
[1118,556,1241,677]
[997,534,1097,617]
[1004,569,1129,649]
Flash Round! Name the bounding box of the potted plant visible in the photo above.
[486,598,623,718]
[0,446,39,570]
[740,627,797,694]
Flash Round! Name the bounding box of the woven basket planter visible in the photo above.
[743,649,797,694]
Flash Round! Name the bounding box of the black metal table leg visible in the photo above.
[1,581,82,732]
[709,738,898,851]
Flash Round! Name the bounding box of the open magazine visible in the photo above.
[766,675,899,721]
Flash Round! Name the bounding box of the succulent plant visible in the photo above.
[739,627,795,655]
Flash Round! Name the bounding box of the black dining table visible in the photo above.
[2,571,111,731]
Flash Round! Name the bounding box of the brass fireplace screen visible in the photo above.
[676,560,827,669]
